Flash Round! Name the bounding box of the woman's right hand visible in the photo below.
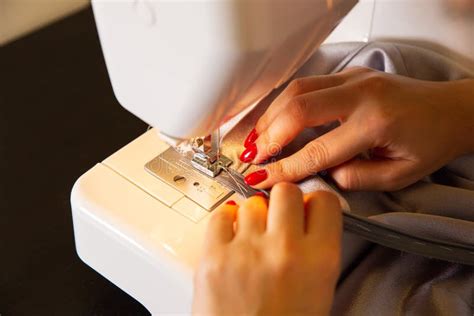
[240,67,474,191]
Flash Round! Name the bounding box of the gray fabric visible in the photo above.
[222,42,474,315]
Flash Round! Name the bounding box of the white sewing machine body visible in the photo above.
[71,1,474,314]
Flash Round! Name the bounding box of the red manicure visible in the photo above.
[226,200,237,205]
[254,192,267,198]
[240,143,257,163]
[244,169,268,186]
[244,128,259,148]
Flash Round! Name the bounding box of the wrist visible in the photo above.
[444,79,474,156]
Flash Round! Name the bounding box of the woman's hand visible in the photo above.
[240,67,474,191]
[192,184,342,316]
[448,0,474,11]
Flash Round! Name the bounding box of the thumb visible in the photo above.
[247,123,371,189]
[330,158,416,191]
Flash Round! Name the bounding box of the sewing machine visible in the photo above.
[71,0,473,314]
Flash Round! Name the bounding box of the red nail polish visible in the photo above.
[254,192,267,198]
[244,128,259,148]
[244,169,268,186]
[226,200,237,205]
[240,143,257,163]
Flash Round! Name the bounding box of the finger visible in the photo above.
[267,182,305,236]
[236,196,268,235]
[305,191,342,243]
[254,66,372,138]
[255,74,346,133]
[204,203,237,250]
[253,85,357,163]
[249,122,372,189]
[330,158,417,191]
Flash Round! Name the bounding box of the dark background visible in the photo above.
[1,7,151,315]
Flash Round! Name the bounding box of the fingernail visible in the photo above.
[240,143,257,163]
[226,200,237,206]
[244,169,268,186]
[244,128,258,148]
[254,192,267,198]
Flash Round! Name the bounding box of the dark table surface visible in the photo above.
[1,7,151,315]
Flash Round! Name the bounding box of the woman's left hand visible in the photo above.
[240,67,474,191]
[192,184,342,316]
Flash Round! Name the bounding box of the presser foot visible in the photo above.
[191,152,232,178]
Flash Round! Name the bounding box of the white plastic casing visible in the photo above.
[326,0,473,68]
[72,131,205,314]
[92,0,357,140]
